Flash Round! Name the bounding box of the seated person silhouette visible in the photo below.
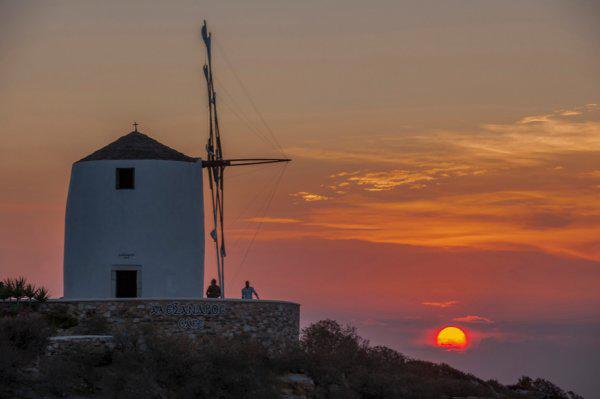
[241,280,259,300]
[206,279,221,298]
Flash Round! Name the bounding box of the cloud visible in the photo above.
[285,146,402,164]
[347,170,435,191]
[253,188,600,261]
[290,192,330,202]
[559,110,582,116]
[252,106,600,261]
[522,212,572,230]
[470,108,600,158]
[518,114,552,124]
[324,164,487,193]
[453,315,493,324]
[244,217,301,224]
[422,300,458,308]
[288,106,600,173]
[583,170,600,178]
[341,165,484,192]
[306,222,380,231]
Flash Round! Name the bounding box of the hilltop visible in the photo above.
[0,307,583,399]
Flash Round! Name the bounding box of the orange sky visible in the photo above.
[1,1,599,396]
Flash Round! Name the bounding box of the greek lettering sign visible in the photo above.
[177,317,204,330]
[149,302,225,331]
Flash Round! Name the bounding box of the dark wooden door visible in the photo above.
[115,270,137,298]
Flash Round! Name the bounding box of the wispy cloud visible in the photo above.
[559,110,582,116]
[306,222,380,230]
[339,165,484,192]
[453,315,493,324]
[244,217,301,224]
[422,300,458,308]
[347,170,435,191]
[288,106,600,169]
[290,191,330,202]
[583,170,600,178]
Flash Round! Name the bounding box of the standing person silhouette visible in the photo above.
[241,281,259,300]
[206,279,221,298]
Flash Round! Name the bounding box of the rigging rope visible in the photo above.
[230,162,288,284]
[227,166,283,249]
[214,38,288,157]
[215,79,283,154]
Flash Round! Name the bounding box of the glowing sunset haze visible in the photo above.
[1,1,599,397]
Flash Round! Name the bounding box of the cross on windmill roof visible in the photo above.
[76,130,196,163]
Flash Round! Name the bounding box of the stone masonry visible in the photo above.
[46,335,115,357]
[36,299,300,350]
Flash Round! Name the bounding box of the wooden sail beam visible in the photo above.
[202,158,291,168]
[201,20,290,299]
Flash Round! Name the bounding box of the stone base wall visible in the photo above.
[8,299,300,350]
[46,335,115,357]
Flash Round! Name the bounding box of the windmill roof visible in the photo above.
[77,131,196,163]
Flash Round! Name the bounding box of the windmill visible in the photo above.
[200,21,290,298]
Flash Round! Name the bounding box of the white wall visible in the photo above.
[63,159,204,298]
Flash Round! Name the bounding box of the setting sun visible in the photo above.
[436,327,467,350]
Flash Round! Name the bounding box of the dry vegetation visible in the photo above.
[0,306,584,399]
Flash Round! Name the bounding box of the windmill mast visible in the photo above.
[200,20,290,298]
[201,20,226,298]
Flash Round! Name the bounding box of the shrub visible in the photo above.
[24,283,36,301]
[0,313,51,386]
[0,276,50,302]
[143,333,280,398]
[531,378,568,397]
[511,375,534,390]
[44,305,78,330]
[0,312,51,354]
[2,278,15,301]
[38,332,282,399]
[34,286,49,302]
[40,347,106,396]
[301,319,368,384]
[11,277,26,302]
[0,280,8,301]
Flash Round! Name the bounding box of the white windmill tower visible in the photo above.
[62,22,289,300]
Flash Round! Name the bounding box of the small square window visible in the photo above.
[116,168,135,189]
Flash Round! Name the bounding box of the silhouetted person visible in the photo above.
[206,279,221,298]
[241,281,259,300]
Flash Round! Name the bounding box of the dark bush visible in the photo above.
[40,348,107,396]
[0,313,51,388]
[143,333,281,398]
[0,276,50,302]
[44,304,78,329]
[0,312,50,355]
[301,319,368,388]
[272,341,310,374]
[0,280,8,301]
[38,332,282,399]
[34,286,49,302]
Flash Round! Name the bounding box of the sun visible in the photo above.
[436,326,467,350]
